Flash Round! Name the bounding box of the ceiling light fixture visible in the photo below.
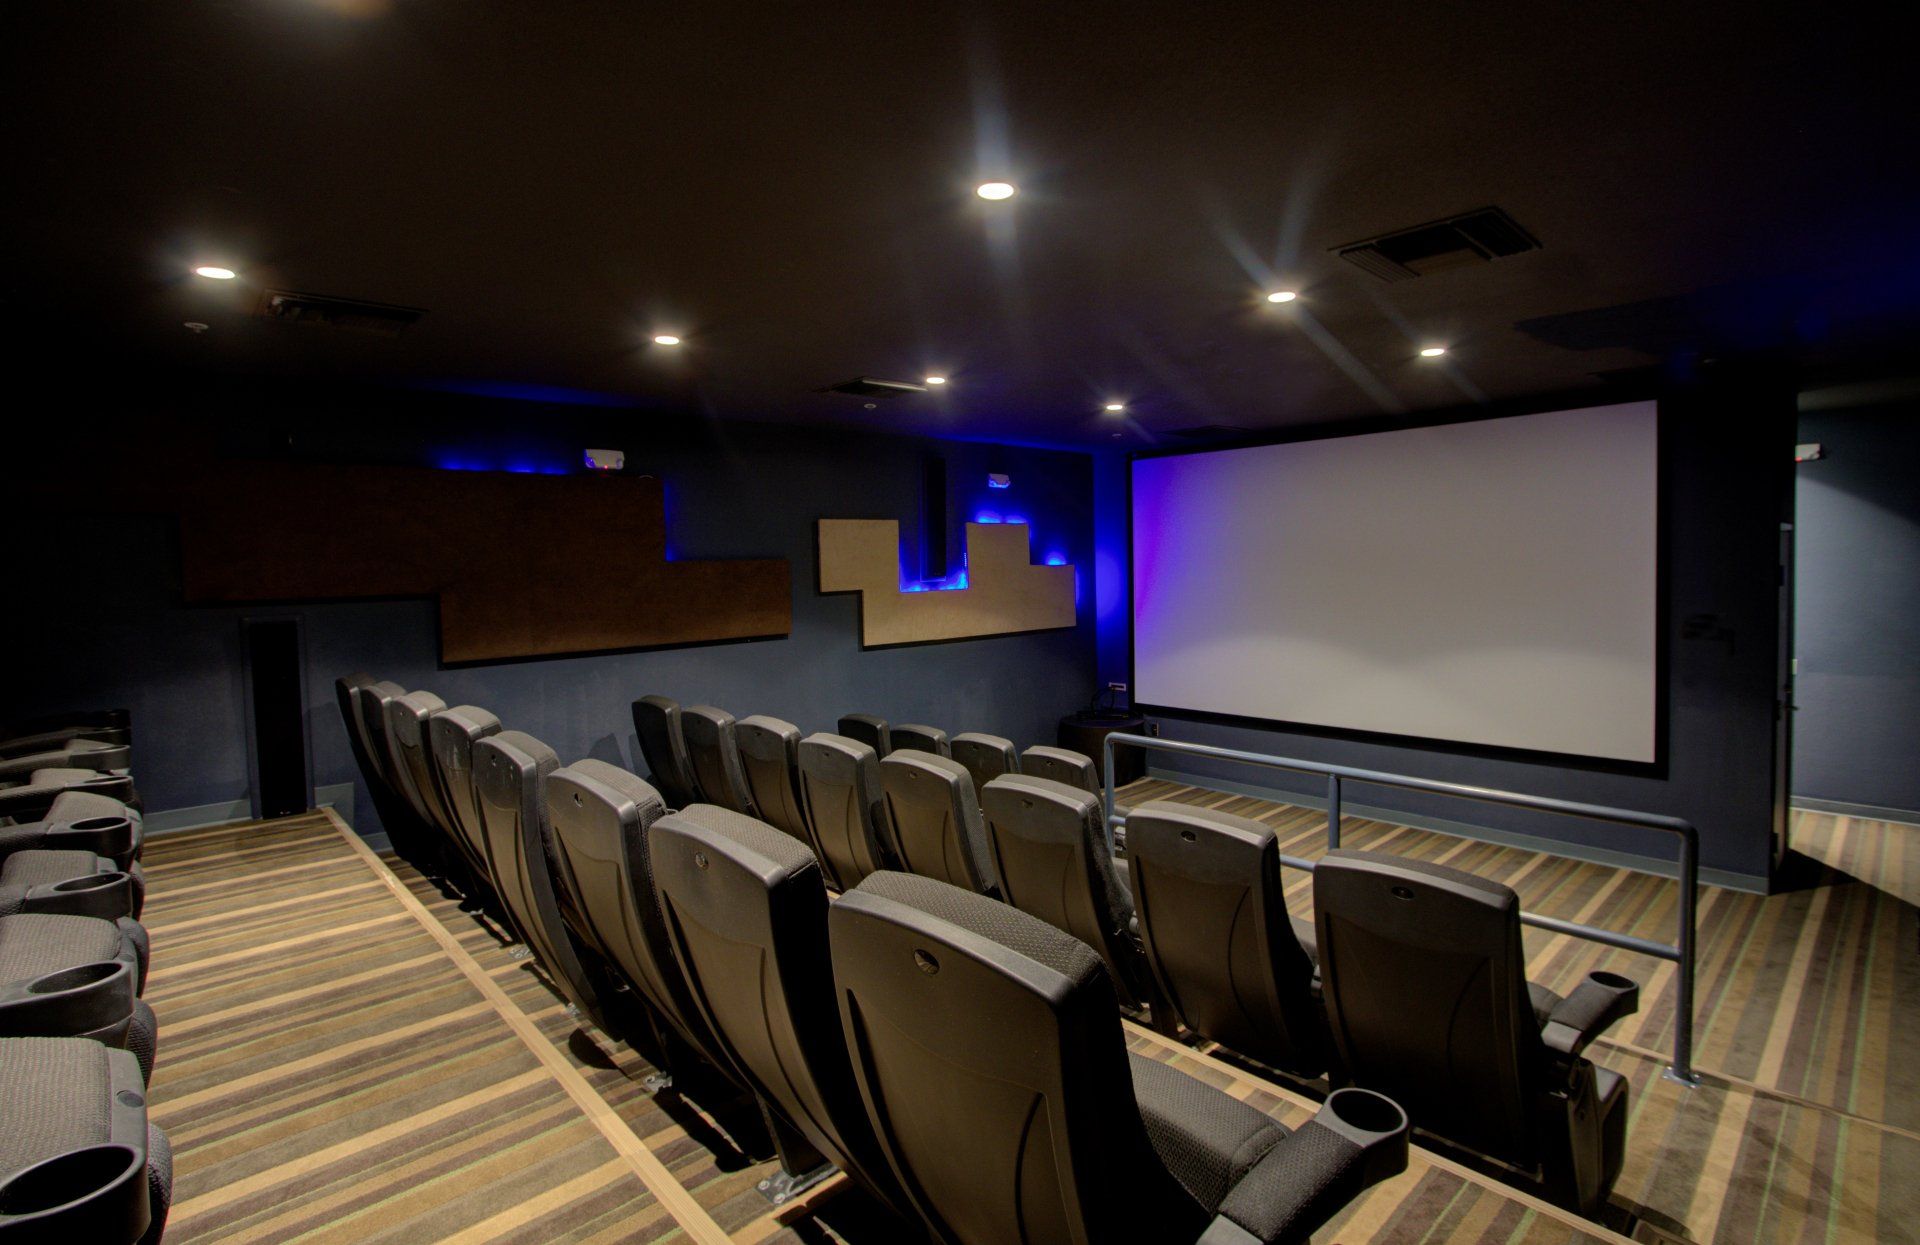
[1419,346,1447,357]
[975,182,1017,200]
[1266,290,1298,303]
[1104,402,1126,413]
[924,375,947,386]
[653,334,682,346]
[193,265,237,280]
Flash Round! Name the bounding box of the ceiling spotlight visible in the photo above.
[183,321,209,334]
[924,375,947,386]
[653,334,682,346]
[975,181,1017,200]
[1104,402,1126,413]
[193,265,236,280]
[1266,290,1298,303]
[1419,346,1447,358]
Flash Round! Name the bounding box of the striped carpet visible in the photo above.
[133,793,1919,1243]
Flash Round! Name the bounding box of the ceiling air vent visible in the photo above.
[1334,207,1540,282]
[818,376,928,399]
[257,290,426,336]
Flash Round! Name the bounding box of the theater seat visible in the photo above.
[0,709,130,757]
[0,739,130,782]
[0,849,140,923]
[0,914,158,1081]
[795,734,896,891]
[0,1037,171,1245]
[835,714,890,757]
[829,871,1409,1244]
[1125,802,1327,1076]
[346,679,442,870]
[648,805,913,1218]
[0,767,135,823]
[0,792,143,873]
[1314,850,1640,1215]
[888,724,949,758]
[1020,745,1099,793]
[631,696,700,810]
[733,716,814,849]
[878,751,998,895]
[949,732,1019,794]
[385,691,462,859]
[680,706,754,816]
[426,706,504,889]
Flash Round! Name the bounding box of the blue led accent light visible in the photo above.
[1003,514,1027,525]
[1044,552,1067,566]
[973,510,1002,524]
[986,476,1012,489]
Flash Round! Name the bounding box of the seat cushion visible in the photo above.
[1129,1051,1287,1213]
[0,913,125,983]
[0,1036,112,1179]
[2,849,100,888]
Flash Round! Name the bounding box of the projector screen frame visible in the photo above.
[1126,394,1671,778]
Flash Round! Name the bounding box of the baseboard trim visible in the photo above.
[143,781,357,836]
[1144,766,1769,894]
[1790,796,1920,828]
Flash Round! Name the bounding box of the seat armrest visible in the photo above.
[1197,1088,1409,1245]
[23,872,135,920]
[1542,970,1640,1058]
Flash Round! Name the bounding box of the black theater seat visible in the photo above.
[795,734,897,892]
[829,871,1409,1244]
[1314,849,1640,1215]
[1019,744,1099,793]
[680,705,755,816]
[834,714,891,757]
[0,914,157,1081]
[888,724,949,758]
[878,751,999,895]
[733,716,814,850]
[0,1037,171,1245]
[631,695,700,810]
[949,732,1018,794]
[1125,801,1327,1077]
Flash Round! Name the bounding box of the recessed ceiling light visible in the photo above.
[1419,346,1447,357]
[1104,402,1126,413]
[975,182,1017,200]
[193,265,236,280]
[653,334,681,346]
[1266,290,1298,303]
[924,375,947,386]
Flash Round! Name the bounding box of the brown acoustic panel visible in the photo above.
[818,518,1075,648]
[171,463,789,663]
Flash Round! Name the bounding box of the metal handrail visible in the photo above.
[1100,732,1701,1086]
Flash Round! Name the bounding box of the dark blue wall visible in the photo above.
[1793,402,1920,818]
[12,391,1100,831]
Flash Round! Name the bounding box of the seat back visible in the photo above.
[1313,850,1542,1166]
[426,706,502,877]
[1020,745,1099,793]
[385,691,460,848]
[879,752,998,894]
[648,806,904,1210]
[830,872,1194,1244]
[978,775,1142,1006]
[733,716,813,847]
[336,675,428,857]
[949,732,1018,794]
[680,705,754,815]
[835,714,890,756]
[1126,802,1326,1075]
[631,696,699,808]
[358,684,445,869]
[889,724,949,758]
[796,734,895,890]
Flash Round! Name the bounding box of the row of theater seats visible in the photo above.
[636,696,1642,1216]
[0,710,172,1244]
[337,675,1412,1243]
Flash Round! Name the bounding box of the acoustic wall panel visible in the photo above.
[818,519,1075,647]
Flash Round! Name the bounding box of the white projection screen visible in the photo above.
[1131,401,1659,762]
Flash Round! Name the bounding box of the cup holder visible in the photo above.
[1589,970,1635,990]
[0,1144,141,1215]
[1324,1087,1409,1139]
[28,961,122,995]
[68,816,129,833]
[51,873,121,894]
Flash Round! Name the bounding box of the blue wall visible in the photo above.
[1793,402,1920,818]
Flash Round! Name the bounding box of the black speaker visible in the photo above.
[243,618,313,820]
[1057,712,1148,786]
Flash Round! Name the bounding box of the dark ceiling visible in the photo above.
[4,3,1915,447]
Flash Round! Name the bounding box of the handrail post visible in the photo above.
[1102,734,1119,855]
[1326,773,1343,850]
[1667,826,1702,1086]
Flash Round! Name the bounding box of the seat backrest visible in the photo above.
[544,761,722,1063]
[471,731,606,1025]
[835,714,891,756]
[680,705,754,816]
[648,806,905,1212]
[631,695,699,809]
[978,775,1141,1005]
[348,679,434,862]
[830,871,1197,1244]
[888,724,949,758]
[1126,801,1326,1076]
[385,690,456,839]
[878,752,998,895]
[733,716,813,847]
[949,732,1018,794]
[796,734,896,891]
[1020,745,1099,793]
[426,706,502,877]
[1313,849,1542,1165]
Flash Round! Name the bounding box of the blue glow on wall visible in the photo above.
[1044,552,1068,566]
[987,475,1012,489]
[1003,514,1028,526]
[973,509,1002,524]
[432,452,570,475]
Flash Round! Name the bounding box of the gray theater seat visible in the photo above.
[0,766,135,823]
[0,914,158,1081]
[877,751,999,895]
[1020,744,1099,793]
[347,679,442,870]
[385,690,461,857]
[631,696,701,810]
[834,714,891,757]
[648,805,914,1217]
[681,706,754,816]
[426,705,505,886]
[830,871,1409,1244]
[795,734,897,892]
[949,732,1019,794]
[0,1038,172,1245]
[733,717,815,850]
[0,739,130,783]
[0,792,143,873]
[888,724,949,758]
[0,709,130,757]
[0,849,140,923]
[1314,850,1640,1215]
[1125,802,1327,1077]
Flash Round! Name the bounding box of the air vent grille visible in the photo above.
[257,290,425,336]
[1335,207,1540,282]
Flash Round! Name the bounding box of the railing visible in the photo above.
[1100,733,1702,1087]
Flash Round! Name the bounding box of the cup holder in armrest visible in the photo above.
[31,872,133,920]
[0,1143,149,1239]
[51,875,116,893]
[28,961,124,995]
[1316,1088,1411,1185]
[49,815,136,865]
[1589,969,1637,993]
[3,959,134,1039]
[68,816,131,833]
